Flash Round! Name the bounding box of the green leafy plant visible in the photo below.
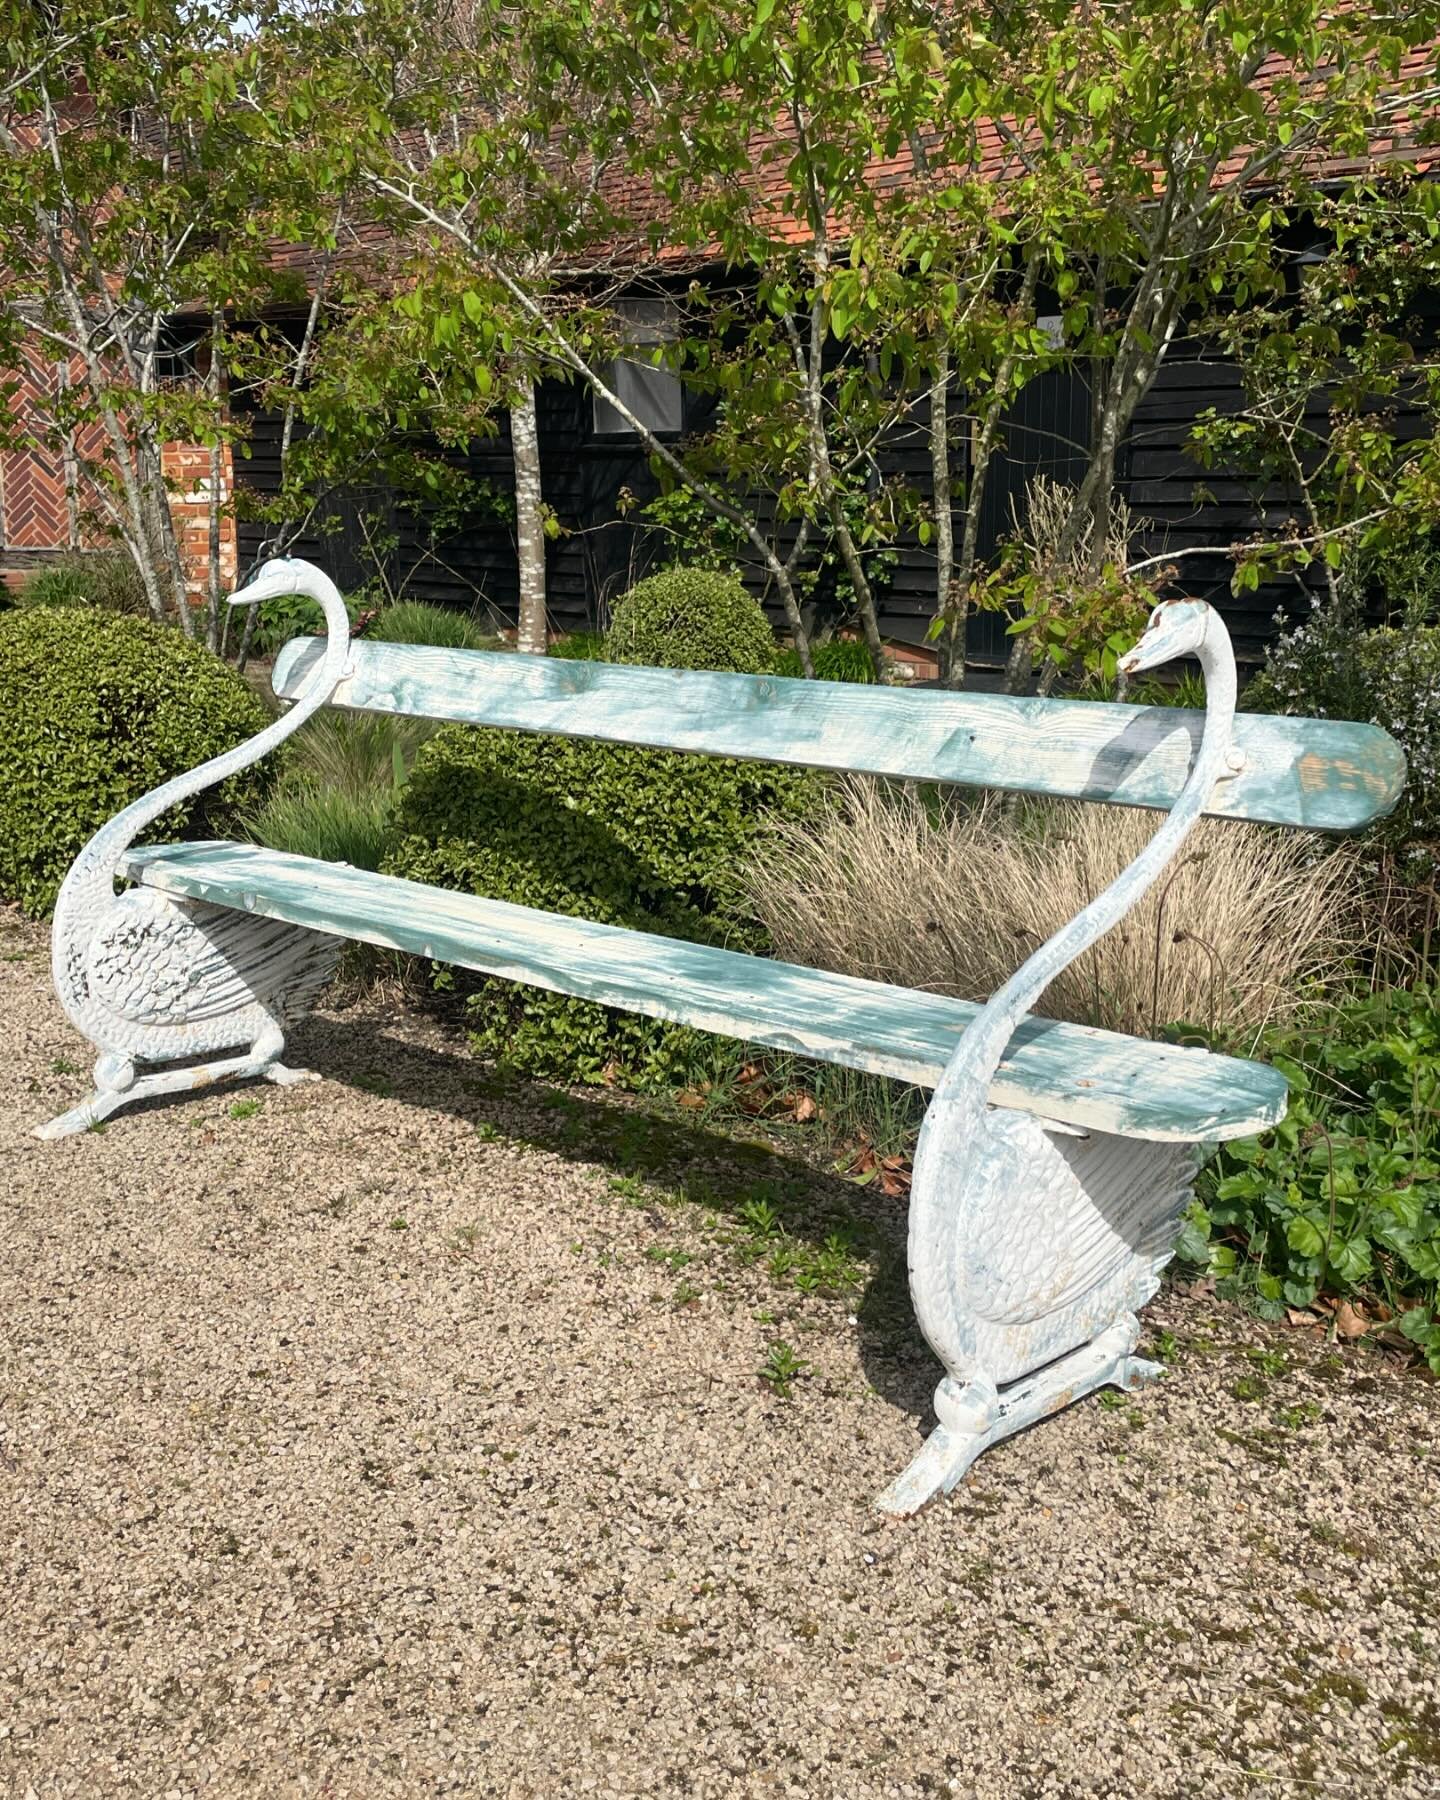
[239,587,364,658]
[384,568,813,1085]
[0,608,273,915]
[19,551,148,617]
[1180,986,1440,1369]
[604,566,776,673]
[758,1340,810,1399]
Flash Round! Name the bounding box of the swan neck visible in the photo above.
[951,631,1237,1089]
[54,570,351,918]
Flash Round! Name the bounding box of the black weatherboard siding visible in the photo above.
[229,318,1436,663]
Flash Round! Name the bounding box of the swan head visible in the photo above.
[227,557,318,608]
[1118,598,1213,677]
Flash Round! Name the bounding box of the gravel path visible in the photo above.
[2,904,1438,1798]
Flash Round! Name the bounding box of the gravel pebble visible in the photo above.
[2,906,1438,1798]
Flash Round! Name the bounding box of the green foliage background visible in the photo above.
[1180,988,1440,1370]
[0,608,273,916]
[385,567,815,1085]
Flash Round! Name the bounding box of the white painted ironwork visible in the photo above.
[34,575,1367,1512]
[34,560,353,1140]
[877,599,1241,1513]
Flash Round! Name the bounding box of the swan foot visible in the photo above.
[874,1316,1167,1516]
[874,1374,1000,1516]
[33,1032,312,1139]
[262,1062,319,1088]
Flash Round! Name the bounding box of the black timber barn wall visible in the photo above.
[230,379,668,636]
[230,320,1436,667]
[1118,291,1440,663]
[230,362,1104,660]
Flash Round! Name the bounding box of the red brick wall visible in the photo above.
[162,438,238,601]
[1,347,237,603]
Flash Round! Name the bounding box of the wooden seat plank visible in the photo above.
[122,840,1290,1144]
[273,637,1405,834]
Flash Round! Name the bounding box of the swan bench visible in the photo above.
[114,634,1394,1142]
[41,564,1406,1511]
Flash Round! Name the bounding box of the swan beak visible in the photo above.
[1118,635,1166,676]
[226,559,300,607]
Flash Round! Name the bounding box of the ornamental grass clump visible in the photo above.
[0,607,272,915]
[741,778,1364,1048]
[243,711,439,873]
[19,549,147,616]
[368,600,499,652]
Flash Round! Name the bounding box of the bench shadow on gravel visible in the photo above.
[288,1008,940,1434]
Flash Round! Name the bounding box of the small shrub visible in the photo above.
[1180,986,1440,1368]
[386,569,808,1086]
[741,777,1364,1045]
[0,608,272,915]
[605,566,776,673]
[368,600,500,652]
[385,725,815,1085]
[20,550,147,616]
[772,638,878,683]
[1247,565,1440,869]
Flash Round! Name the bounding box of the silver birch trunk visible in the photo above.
[510,372,547,655]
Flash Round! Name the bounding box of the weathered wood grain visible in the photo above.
[122,840,1290,1143]
[273,637,1405,832]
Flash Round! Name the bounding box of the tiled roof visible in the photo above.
[247,39,1440,290]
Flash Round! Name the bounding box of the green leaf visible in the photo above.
[1285,1216,1325,1257]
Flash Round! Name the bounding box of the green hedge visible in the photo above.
[0,608,273,915]
[384,566,814,1085]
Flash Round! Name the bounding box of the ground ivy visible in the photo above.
[1180,988,1440,1367]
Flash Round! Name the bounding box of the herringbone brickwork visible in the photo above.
[2,345,236,599]
[1,360,68,548]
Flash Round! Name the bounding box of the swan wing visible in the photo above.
[85,890,332,1027]
[964,1116,1195,1328]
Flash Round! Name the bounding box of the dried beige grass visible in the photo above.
[743,778,1367,1048]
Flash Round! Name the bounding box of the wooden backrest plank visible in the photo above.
[273,637,1405,832]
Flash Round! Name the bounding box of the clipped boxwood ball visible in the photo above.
[604,566,775,674]
[0,607,274,916]
[387,562,813,1087]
